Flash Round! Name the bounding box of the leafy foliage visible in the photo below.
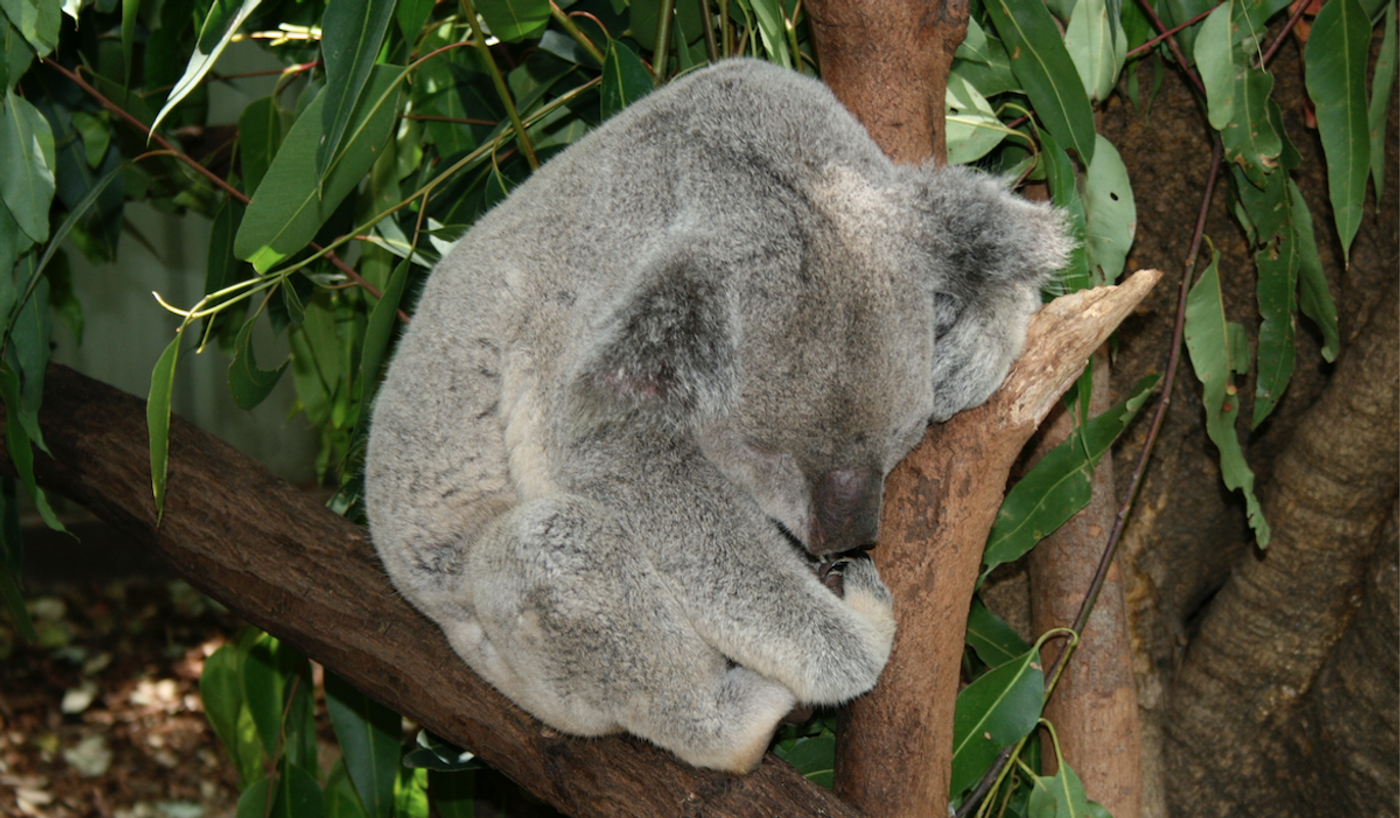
[0,0,1388,811]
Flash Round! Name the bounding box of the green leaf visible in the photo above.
[1184,248,1270,547]
[601,41,653,121]
[1368,1,1396,201]
[0,0,60,56]
[228,318,290,411]
[1195,0,1235,130]
[950,647,1045,796]
[359,258,410,403]
[1289,179,1338,361]
[0,89,56,244]
[1064,0,1126,103]
[235,66,403,272]
[325,672,403,818]
[1026,757,1101,818]
[1304,0,1370,261]
[0,562,36,642]
[984,373,1159,572]
[147,333,180,520]
[238,96,286,198]
[967,596,1030,669]
[1251,199,1299,428]
[984,0,1096,163]
[151,0,265,135]
[1220,63,1281,188]
[200,637,266,787]
[772,734,835,789]
[325,759,371,818]
[397,0,436,43]
[1082,133,1135,285]
[0,359,63,534]
[235,777,274,818]
[395,766,430,818]
[946,70,1008,165]
[746,0,793,67]
[475,0,550,42]
[272,763,326,818]
[203,198,251,349]
[318,0,397,185]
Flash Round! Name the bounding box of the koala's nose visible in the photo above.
[809,467,882,554]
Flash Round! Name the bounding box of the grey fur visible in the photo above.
[365,59,1070,773]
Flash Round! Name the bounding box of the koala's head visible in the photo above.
[901,166,1073,421]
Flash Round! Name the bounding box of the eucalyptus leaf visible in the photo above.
[1195,0,1235,131]
[325,672,402,818]
[966,596,1030,669]
[950,646,1045,796]
[235,66,403,272]
[772,734,835,789]
[239,96,286,198]
[1184,249,1270,546]
[318,0,397,184]
[394,766,429,818]
[475,0,551,42]
[0,88,56,244]
[1082,133,1135,285]
[1220,62,1280,189]
[601,41,653,120]
[1368,1,1396,201]
[1040,128,1090,293]
[1064,0,1125,103]
[1252,229,1297,428]
[946,71,1007,165]
[228,318,290,411]
[151,0,265,135]
[147,333,180,519]
[1290,179,1338,362]
[1304,0,1372,262]
[984,0,1096,163]
[0,0,59,56]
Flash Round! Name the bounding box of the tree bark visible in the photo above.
[836,270,1160,817]
[4,272,1157,818]
[1164,277,1400,817]
[1028,351,1143,818]
[805,0,968,165]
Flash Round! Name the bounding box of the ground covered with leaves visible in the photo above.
[0,577,244,818]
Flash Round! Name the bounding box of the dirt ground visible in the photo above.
[1,520,245,818]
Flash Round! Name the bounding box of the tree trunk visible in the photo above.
[835,271,1160,817]
[1028,351,1143,818]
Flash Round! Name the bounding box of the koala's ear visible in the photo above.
[915,165,1074,290]
[572,257,737,423]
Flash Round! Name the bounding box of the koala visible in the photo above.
[365,59,1070,773]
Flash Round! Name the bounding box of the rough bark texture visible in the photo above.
[805,0,967,165]
[1028,351,1143,818]
[1163,277,1399,817]
[835,271,1160,817]
[3,366,861,818]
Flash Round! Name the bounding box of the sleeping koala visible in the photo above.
[365,59,1070,773]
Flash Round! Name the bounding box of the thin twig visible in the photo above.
[1125,6,1216,60]
[1256,0,1313,68]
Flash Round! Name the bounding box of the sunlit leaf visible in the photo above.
[947,70,1008,165]
[394,766,429,818]
[151,0,265,135]
[1304,0,1370,261]
[746,0,793,68]
[984,0,1096,163]
[950,647,1044,796]
[1064,0,1126,103]
[1184,247,1270,546]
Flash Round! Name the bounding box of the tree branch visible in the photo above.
[3,271,1157,817]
